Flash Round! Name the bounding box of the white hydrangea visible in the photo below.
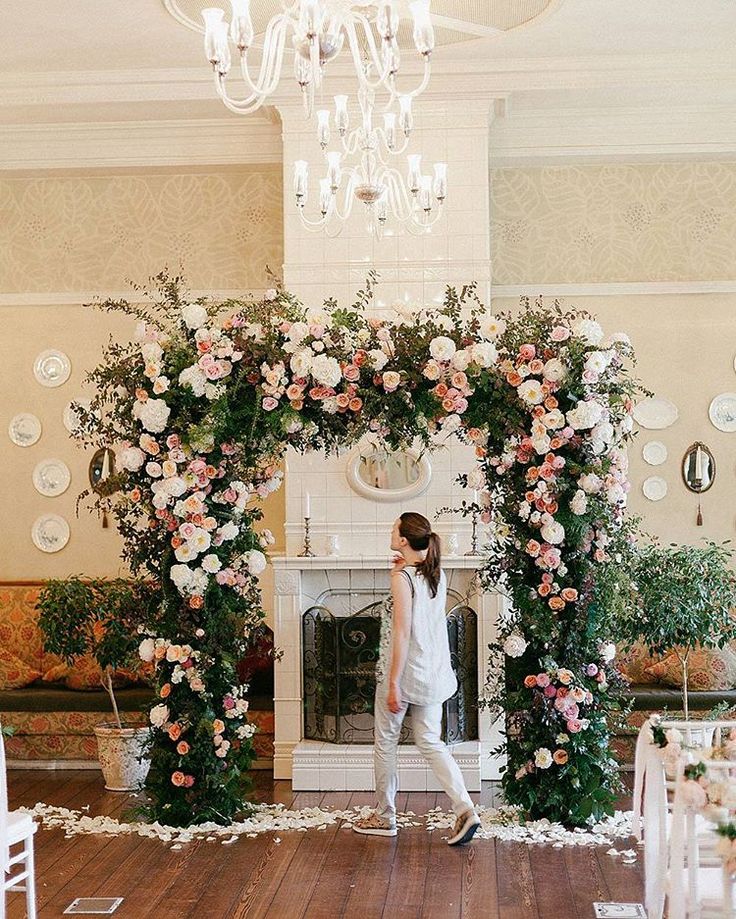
[118,446,145,472]
[429,335,456,362]
[566,400,604,431]
[244,549,267,576]
[181,303,208,330]
[599,641,617,662]
[133,398,171,434]
[170,564,193,591]
[179,365,207,397]
[572,317,604,346]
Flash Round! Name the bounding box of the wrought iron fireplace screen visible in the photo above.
[303,589,478,745]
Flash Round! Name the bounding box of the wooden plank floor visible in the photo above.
[5,771,643,919]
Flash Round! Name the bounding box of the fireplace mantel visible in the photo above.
[270,554,506,790]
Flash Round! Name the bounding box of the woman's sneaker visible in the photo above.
[352,811,397,837]
[447,808,481,846]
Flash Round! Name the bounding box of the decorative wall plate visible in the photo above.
[63,398,92,434]
[34,349,71,387]
[32,459,71,497]
[633,397,678,430]
[709,393,736,432]
[642,476,668,502]
[31,514,70,553]
[642,440,668,466]
[8,413,42,447]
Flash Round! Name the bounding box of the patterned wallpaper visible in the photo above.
[490,162,736,284]
[0,167,283,292]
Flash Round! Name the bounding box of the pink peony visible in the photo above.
[551,326,572,342]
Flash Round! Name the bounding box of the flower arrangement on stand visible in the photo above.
[75,274,641,828]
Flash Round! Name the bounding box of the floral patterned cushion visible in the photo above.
[617,641,663,685]
[0,647,41,690]
[644,645,736,691]
[42,658,138,691]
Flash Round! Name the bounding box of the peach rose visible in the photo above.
[349,397,363,412]
[213,719,225,735]
[548,596,566,611]
[160,683,171,699]
[189,596,204,609]
[538,583,552,597]
[560,588,578,603]
[523,675,538,688]
[176,741,190,756]
[553,749,569,765]
[168,723,182,741]
[171,771,186,787]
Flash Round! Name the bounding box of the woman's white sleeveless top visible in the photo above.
[377,567,457,706]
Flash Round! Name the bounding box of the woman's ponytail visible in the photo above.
[399,512,442,598]
[417,531,442,599]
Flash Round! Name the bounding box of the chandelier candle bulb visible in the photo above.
[433,162,447,201]
[215,22,232,75]
[407,153,422,193]
[420,175,433,211]
[326,151,342,191]
[202,7,225,64]
[334,95,349,134]
[294,160,309,203]
[319,178,332,215]
[228,0,253,50]
[399,94,414,135]
[383,112,397,149]
[316,109,331,148]
[410,0,435,56]
[377,1,399,40]
[299,0,323,38]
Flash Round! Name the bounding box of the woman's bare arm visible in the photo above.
[387,569,412,713]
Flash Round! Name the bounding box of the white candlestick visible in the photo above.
[303,491,311,519]
[695,446,703,481]
[473,489,479,506]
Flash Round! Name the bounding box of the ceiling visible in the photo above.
[0,0,735,165]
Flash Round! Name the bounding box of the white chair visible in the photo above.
[632,717,736,919]
[668,757,736,919]
[0,729,37,919]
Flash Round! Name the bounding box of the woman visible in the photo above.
[353,512,481,846]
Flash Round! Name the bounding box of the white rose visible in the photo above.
[542,358,566,383]
[118,446,146,472]
[189,528,211,553]
[534,748,553,769]
[542,409,565,430]
[451,349,471,371]
[479,315,506,339]
[310,354,342,388]
[603,331,631,349]
[149,703,170,728]
[369,349,389,371]
[138,638,155,662]
[141,342,163,363]
[572,317,604,346]
[566,400,604,431]
[244,549,267,576]
[175,543,195,563]
[429,336,456,362]
[132,398,171,434]
[606,481,626,505]
[201,554,222,574]
[471,342,498,368]
[467,468,485,490]
[503,634,528,658]
[585,350,613,375]
[170,564,193,590]
[290,349,313,378]
[287,321,309,343]
[422,359,441,380]
[218,522,239,542]
[531,434,551,455]
[592,421,614,445]
[570,489,588,516]
[181,303,208,330]
[517,379,545,405]
[540,519,565,545]
[392,299,417,320]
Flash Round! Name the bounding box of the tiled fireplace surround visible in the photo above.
[271,98,503,791]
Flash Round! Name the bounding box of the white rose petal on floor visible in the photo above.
[21,801,636,859]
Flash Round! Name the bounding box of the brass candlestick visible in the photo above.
[298,516,315,557]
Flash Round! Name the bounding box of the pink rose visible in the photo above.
[536,673,550,688]
[582,369,599,384]
[262,397,279,411]
[543,684,557,698]
[343,364,360,382]
[519,344,536,361]
[166,434,180,449]
[567,719,583,733]
[551,326,571,342]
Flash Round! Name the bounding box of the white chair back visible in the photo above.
[0,726,8,874]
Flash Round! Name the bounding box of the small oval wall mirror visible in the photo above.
[346,446,432,503]
[89,446,117,496]
[682,442,716,493]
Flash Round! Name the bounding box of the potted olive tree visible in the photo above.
[618,540,736,719]
[36,577,156,791]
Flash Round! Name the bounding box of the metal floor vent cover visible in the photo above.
[593,905,646,919]
[64,899,124,915]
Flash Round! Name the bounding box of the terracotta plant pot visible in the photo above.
[93,723,151,791]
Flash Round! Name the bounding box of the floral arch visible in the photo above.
[80,272,641,829]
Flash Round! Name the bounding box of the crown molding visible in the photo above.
[491,281,736,298]
[0,289,267,307]
[0,118,281,170]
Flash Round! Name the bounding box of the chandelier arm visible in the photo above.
[382,168,417,220]
[374,129,411,160]
[388,57,432,101]
[343,18,392,92]
[214,16,290,113]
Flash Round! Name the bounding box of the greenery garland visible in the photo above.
[75,272,643,827]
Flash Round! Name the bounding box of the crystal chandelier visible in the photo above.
[292,83,447,236]
[200,0,435,116]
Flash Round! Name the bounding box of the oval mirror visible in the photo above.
[681,442,716,493]
[346,446,431,503]
[88,447,118,496]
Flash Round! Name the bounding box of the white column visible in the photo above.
[271,566,304,779]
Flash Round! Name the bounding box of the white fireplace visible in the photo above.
[271,554,506,791]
